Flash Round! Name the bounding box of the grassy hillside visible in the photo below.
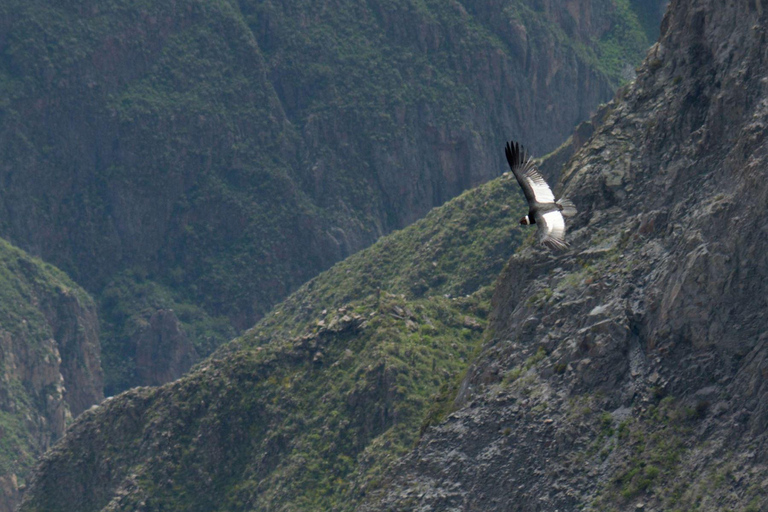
[21,166,535,511]
[0,0,662,393]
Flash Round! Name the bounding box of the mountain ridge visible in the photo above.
[0,0,662,395]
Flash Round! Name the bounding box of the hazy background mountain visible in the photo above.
[0,0,669,510]
[0,0,663,397]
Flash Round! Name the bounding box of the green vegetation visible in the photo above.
[99,271,236,394]
[209,174,525,508]
[588,397,694,510]
[242,174,525,338]
[592,0,650,81]
[100,293,490,512]
[224,293,486,510]
[505,0,651,85]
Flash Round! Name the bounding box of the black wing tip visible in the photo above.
[504,140,527,169]
[504,141,515,168]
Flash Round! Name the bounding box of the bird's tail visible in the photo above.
[556,198,577,218]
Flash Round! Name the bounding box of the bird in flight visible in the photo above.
[505,141,576,250]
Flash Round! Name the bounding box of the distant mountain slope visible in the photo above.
[361,0,768,510]
[19,158,535,511]
[0,238,102,512]
[0,0,661,393]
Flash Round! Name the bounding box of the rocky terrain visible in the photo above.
[0,238,102,512]
[0,2,667,510]
[361,0,768,510]
[0,0,661,394]
[17,0,768,510]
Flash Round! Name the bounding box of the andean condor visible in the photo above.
[505,141,577,250]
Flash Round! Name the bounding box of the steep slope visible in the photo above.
[18,168,532,511]
[0,0,660,392]
[0,238,102,512]
[361,0,768,510]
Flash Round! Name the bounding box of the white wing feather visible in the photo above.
[538,210,568,249]
[521,160,556,204]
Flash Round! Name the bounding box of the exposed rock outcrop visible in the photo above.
[361,0,768,510]
[134,309,198,387]
[0,239,102,512]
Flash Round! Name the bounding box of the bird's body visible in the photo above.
[505,141,576,250]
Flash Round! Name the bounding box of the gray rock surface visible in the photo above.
[361,0,768,510]
[0,239,102,512]
[134,309,198,387]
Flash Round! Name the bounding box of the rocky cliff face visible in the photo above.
[0,0,660,391]
[134,309,198,387]
[0,238,102,512]
[361,0,768,510]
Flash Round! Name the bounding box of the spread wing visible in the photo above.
[535,210,569,250]
[504,141,556,205]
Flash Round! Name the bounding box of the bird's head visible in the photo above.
[519,215,531,226]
